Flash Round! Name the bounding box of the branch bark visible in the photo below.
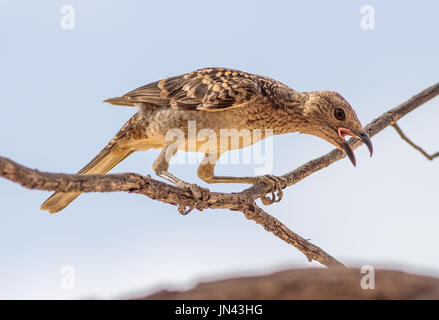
[1,82,438,268]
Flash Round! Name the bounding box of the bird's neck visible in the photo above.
[271,91,312,135]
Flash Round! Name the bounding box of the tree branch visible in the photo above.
[392,123,439,160]
[0,156,344,268]
[1,82,438,268]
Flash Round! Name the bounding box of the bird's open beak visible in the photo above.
[337,128,373,167]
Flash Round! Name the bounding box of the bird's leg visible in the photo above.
[197,153,287,205]
[153,145,210,212]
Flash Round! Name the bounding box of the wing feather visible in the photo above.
[104,68,267,111]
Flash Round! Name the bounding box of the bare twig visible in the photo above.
[1,82,438,268]
[392,123,439,160]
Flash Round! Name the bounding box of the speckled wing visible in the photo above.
[104,68,267,111]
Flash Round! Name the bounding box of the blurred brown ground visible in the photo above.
[139,268,439,300]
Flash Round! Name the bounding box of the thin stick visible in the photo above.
[392,123,439,160]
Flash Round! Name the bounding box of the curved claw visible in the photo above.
[178,204,194,215]
[178,183,211,212]
[274,182,284,202]
[256,175,287,205]
[273,177,287,203]
[261,191,276,205]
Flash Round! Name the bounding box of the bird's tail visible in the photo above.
[40,143,134,214]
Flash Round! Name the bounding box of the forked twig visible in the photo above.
[392,123,439,160]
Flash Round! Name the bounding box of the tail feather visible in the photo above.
[103,97,136,107]
[40,146,134,214]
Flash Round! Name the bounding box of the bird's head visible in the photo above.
[299,90,373,166]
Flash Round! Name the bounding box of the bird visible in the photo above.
[41,67,373,213]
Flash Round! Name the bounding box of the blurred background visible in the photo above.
[0,0,438,299]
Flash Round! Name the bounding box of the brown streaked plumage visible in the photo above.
[41,67,373,213]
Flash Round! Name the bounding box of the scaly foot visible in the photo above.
[176,181,211,214]
[253,174,288,205]
[156,170,211,214]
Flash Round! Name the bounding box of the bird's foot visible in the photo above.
[253,174,288,205]
[176,182,210,214]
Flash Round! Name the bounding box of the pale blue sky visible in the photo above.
[0,0,438,299]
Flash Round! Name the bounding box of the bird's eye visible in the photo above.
[334,108,346,121]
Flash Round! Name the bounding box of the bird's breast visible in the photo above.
[145,107,273,153]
